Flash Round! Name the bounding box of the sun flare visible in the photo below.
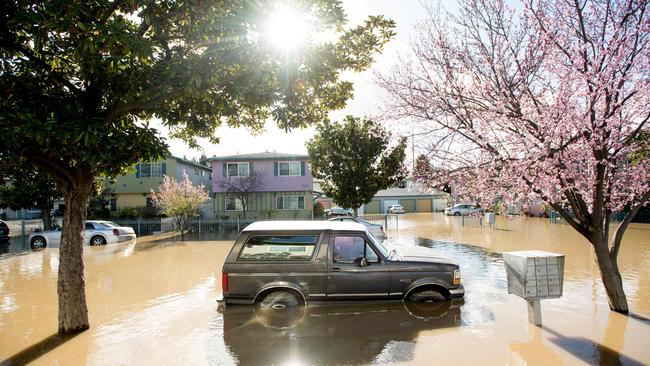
[265,7,310,52]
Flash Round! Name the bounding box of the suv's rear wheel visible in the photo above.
[454,212,461,216]
[407,289,446,303]
[258,290,302,309]
[31,236,47,251]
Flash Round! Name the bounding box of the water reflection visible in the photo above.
[220,301,462,365]
[384,236,506,326]
[1,214,650,365]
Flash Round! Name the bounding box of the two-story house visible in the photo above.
[111,156,213,217]
[210,152,313,219]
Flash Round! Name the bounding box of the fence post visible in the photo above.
[137,218,141,236]
[21,219,26,248]
[237,217,240,233]
[384,215,388,230]
[461,215,465,226]
[198,217,201,239]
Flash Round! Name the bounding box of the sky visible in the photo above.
[156,0,429,161]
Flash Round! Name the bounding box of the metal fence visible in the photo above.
[1,214,400,254]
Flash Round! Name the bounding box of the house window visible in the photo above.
[194,167,200,175]
[227,162,250,177]
[146,197,154,208]
[276,195,305,210]
[226,196,243,211]
[278,161,301,176]
[139,162,163,178]
[109,198,117,211]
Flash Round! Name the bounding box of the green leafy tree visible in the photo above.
[87,178,114,219]
[413,154,433,182]
[307,116,407,216]
[0,1,395,333]
[0,161,60,230]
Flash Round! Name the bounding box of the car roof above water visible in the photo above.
[243,221,366,232]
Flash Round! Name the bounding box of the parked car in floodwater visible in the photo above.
[387,204,405,214]
[221,221,463,307]
[0,220,9,246]
[325,207,353,217]
[328,216,385,239]
[29,220,136,250]
[444,204,484,216]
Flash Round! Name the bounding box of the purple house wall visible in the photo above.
[211,153,313,193]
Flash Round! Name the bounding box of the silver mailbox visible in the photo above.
[503,250,565,300]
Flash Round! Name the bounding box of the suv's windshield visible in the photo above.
[368,233,389,258]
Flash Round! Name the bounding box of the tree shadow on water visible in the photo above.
[0,332,80,366]
[544,327,644,366]
[628,312,650,326]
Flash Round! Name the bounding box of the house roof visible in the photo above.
[313,180,447,199]
[243,220,366,232]
[172,156,212,171]
[208,152,309,161]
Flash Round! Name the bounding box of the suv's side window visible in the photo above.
[332,236,379,264]
[238,235,319,261]
[85,223,95,230]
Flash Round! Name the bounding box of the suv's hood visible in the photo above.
[386,244,456,265]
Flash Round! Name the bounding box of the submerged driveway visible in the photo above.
[1,214,649,365]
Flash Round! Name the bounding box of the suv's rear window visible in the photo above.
[238,235,319,261]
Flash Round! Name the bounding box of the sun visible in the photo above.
[265,7,310,53]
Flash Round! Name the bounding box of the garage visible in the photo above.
[364,200,381,214]
[416,199,432,212]
[399,199,416,213]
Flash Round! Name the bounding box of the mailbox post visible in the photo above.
[503,251,565,326]
[485,213,496,228]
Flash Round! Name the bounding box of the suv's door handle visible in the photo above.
[331,267,341,271]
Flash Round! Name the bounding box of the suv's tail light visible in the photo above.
[453,269,461,286]
[112,228,120,236]
[222,272,229,293]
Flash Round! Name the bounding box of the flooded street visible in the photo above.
[1,214,649,365]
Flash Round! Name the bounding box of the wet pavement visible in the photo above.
[1,214,649,365]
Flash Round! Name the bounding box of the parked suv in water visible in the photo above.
[221,221,463,307]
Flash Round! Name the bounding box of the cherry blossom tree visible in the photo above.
[379,0,649,313]
[151,172,209,240]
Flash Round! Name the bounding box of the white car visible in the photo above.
[328,216,385,239]
[444,204,484,216]
[387,204,405,214]
[29,220,136,250]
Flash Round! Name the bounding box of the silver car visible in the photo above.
[444,204,484,216]
[387,204,405,214]
[328,216,385,239]
[221,221,464,307]
[29,220,136,250]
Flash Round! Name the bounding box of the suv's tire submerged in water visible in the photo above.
[407,289,446,303]
[259,290,302,309]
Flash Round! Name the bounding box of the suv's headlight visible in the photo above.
[453,269,461,286]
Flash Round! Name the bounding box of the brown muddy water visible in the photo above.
[1,214,649,365]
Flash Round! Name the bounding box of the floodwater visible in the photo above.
[1,214,649,365]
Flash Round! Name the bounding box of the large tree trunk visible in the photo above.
[58,174,93,334]
[592,236,628,313]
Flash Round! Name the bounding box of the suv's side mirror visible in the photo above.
[356,257,368,267]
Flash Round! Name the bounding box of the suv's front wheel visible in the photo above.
[258,290,302,309]
[407,289,446,303]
